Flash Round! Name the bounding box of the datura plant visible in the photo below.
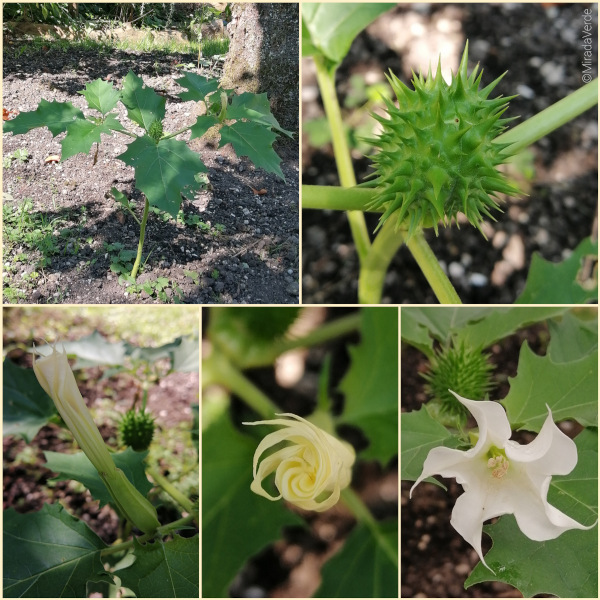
[367,42,520,239]
[3,71,291,283]
[411,391,597,572]
[243,413,356,512]
[302,3,599,305]
[33,344,161,535]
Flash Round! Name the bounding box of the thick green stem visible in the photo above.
[146,465,194,514]
[203,353,279,419]
[130,198,149,280]
[341,488,398,568]
[405,230,462,304]
[100,514,196,557]
[303,185,377,211]
[160,124,194,141]
[274,312,362,355]
[358,219,405,304]
[313,55,371,263]
[497,79,598,154]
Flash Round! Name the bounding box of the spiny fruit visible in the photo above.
[148,118,163,143]
[367,41,521,239]
[119,408,155,451]
[422,340,495,427]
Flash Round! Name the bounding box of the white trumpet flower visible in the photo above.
[410,391,596,571]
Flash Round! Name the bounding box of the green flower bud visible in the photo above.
[33,344,160,535]
[120,408,155,452]
[367,41,521,239]
[148,118,163,143]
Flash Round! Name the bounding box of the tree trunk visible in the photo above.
[221,3,298,136]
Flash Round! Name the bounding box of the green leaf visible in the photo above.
[516,237,598,303]
[338,308,398,463]
[400,312,434,357]
[315,521,398,597]
[3,358,56,442]
[78,79,121,115]
[3,503,112,598]
[169,335,200,373]
[103,113,127,133]
[465,430,597,598]
[502,342,598,431]
[44,448,154,508]
[202,412,302,597]
[400,407,460,481]
[60,118,111,161]
[120,71,166,132]
[457,307,568,348]
[116,535,199,598]
[219,120,284,180]
[191,403,199,454]
[302,3,392,65]
[189,114,219,140]
[34,331,127,369]
[118,135,207,218]
[226,92,294,137]
[400,307,491,342]
[3,98,85,137]
[547,310,598,363]
[175,71,219,102]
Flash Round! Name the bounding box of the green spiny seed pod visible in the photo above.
[148,119,163,143]
[120,408,155,451]
[422,340,495,427]
[367,41,521,239]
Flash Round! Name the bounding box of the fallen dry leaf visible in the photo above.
[250,186,268,196]
[3,108,19,120]
[44,155,61,164]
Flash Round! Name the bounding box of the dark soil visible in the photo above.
[302,3,598,304]
[3,40,299,304]
[401,319,575,597]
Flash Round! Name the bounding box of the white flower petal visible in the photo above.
[505,405,578,475]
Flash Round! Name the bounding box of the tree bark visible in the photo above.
[220,3,298,136]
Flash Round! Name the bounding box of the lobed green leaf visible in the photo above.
[219,120,285,180]
[516,237,598,303]
[118,135,207,218]
[3,358,56,442]
[120,71,166,132]
[338,308,398,463]
[3,503,112,598]
[226,92,294,137]
[78,79,121,115]
[3,98,85,137]
[502,342,598,431]
[175,71,220,103]
[116,535,199,598]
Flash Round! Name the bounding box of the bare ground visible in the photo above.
[3,42,299,304]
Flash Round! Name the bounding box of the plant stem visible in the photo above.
[146,465,194,514]
[100,514,197,557]
[130,198,149,280]
[313,55,371,263]
[274,312,362,355]
[497,78,598,154]
[302,184,377,211]
[203,353,279,419]
[358,218,405,304]
[161,124,193,141]
[405,230,462,304]
[341,487,398,568]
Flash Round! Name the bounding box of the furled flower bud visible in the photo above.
[33,344,115,475]
[33,344,160,535]
[243,413,356,512]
